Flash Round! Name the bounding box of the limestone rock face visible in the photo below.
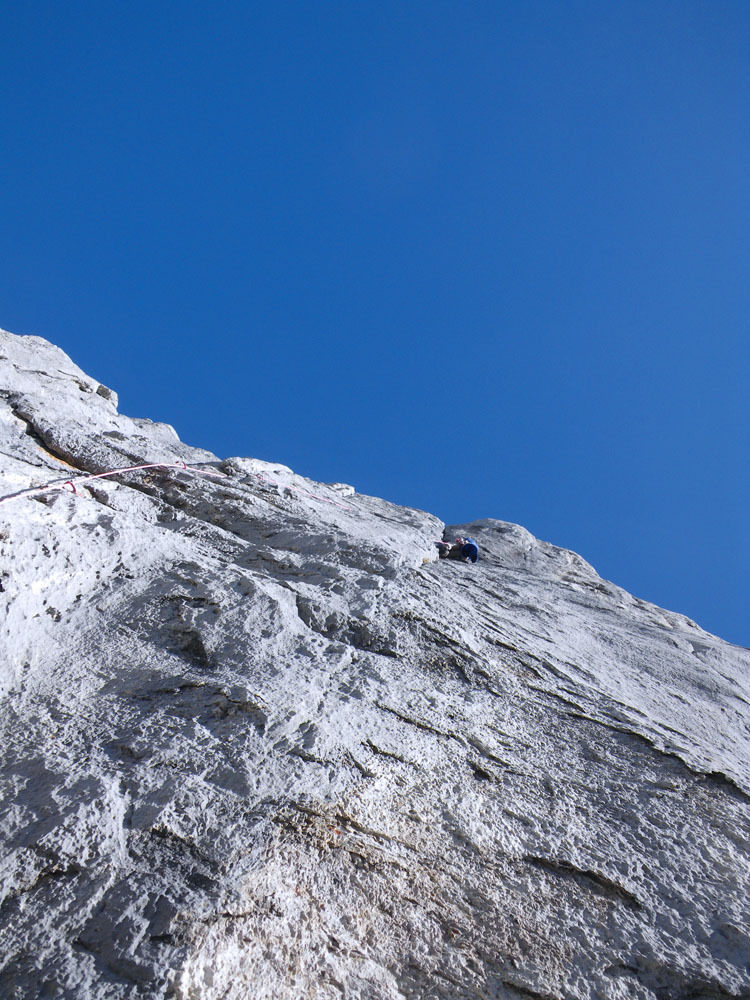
[1,328,748,1000]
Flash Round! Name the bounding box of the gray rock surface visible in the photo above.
[1,327,748,999]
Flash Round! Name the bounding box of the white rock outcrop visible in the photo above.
[1,328,748,1000]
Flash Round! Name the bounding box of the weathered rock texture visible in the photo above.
[1,328,749,1000]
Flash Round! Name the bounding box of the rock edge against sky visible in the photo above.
[1,328,748,999]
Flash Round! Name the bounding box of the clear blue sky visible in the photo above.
[2,2,748,646]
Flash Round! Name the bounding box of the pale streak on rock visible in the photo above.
[0,327,749,1000]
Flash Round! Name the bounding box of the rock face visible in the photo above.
[1,328,749,1000]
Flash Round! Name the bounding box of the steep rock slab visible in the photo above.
[0,329,749,1000]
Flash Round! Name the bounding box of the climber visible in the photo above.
[436,537,479,563]
[460,536,479,563]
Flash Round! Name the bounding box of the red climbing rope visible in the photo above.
[0,459,357,513]
[0,461,227,506]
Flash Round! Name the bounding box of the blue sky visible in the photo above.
[2,2,748,646]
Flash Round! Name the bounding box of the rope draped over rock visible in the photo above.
[0,460,357,511]
[0,461,228,506]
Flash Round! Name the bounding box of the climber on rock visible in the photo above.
[460,536,479,562]
[436,536,479,563]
